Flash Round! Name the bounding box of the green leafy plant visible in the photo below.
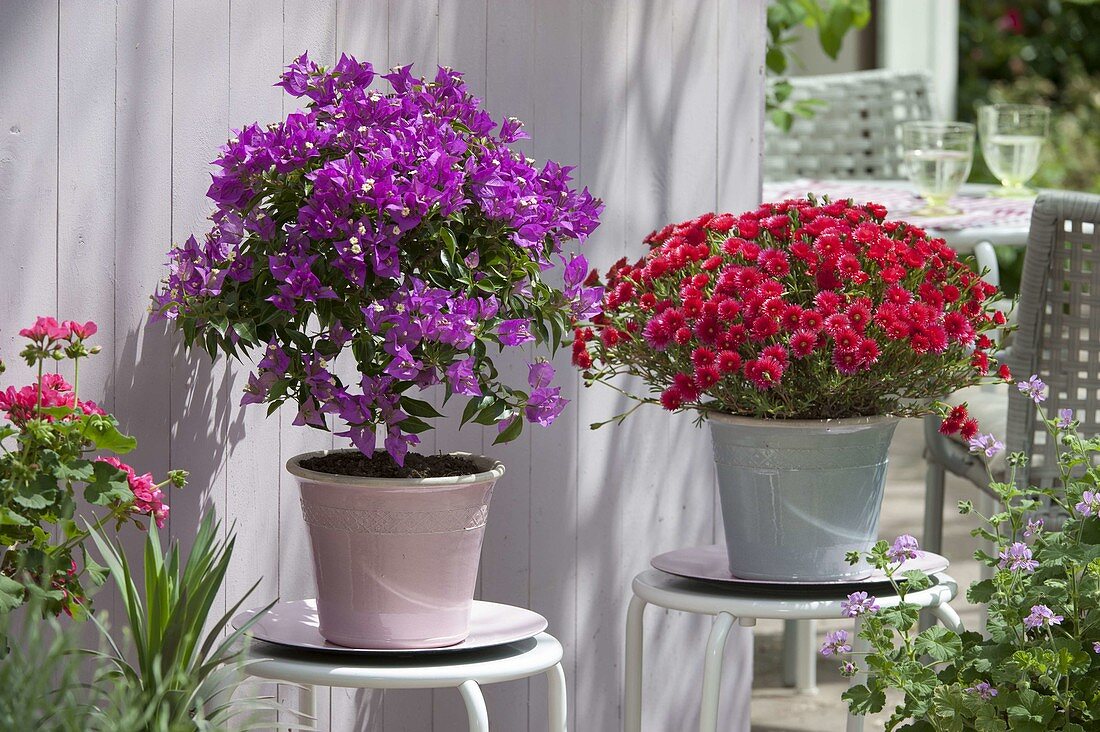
[0,317,184,617]
[151,54,602,466]
[0,599,96,731]
[766,0,871,131]
[826,374,1100,730]
[86,511,281,731]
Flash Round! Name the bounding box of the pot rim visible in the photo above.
[704,411,902,429]
[286,450,506,486]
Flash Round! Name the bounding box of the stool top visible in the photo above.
[243,632,563,689]
[632,569,957,620]
[652,544,949,588]
[234,599,547,655]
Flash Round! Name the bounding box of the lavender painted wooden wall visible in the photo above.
[0,1,765,729]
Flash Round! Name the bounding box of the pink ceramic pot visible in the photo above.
[286,451,504,649]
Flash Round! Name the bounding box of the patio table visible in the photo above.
[763,179,1036,286]
[624,568,962,732]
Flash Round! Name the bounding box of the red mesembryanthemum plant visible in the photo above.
[574,197,1010,431]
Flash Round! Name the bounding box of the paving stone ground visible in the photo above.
[749,418,986,731]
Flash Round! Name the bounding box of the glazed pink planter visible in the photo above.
[287,451,504,649]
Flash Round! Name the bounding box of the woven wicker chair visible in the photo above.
[922,191,1100,555]
[764,69,935,182]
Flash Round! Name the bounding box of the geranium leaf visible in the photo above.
[842,683,886,716]
[55,459,94,483]
[967,579,995,604]
[914,626,963,662]
[85,419,138,454]
[84,461,133,506]
[0,574,25,612]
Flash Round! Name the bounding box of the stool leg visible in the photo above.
[459,680,489,732]
[780,619,796,687]
[299,685,316,726]
[846,617,867,732]
[698,611,735,732]
[547,662,568,732]
[931,601,964,634]
[793,619,818,695]
[624,595,647,732]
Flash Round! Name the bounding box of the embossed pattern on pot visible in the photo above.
[299,502,491,535]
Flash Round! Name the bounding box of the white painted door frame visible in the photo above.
[877,0,959,120]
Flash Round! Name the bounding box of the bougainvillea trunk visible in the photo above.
[709,414,899,581]
[287,453,503,648]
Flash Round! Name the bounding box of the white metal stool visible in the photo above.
[624,569,962,732]
[244,632,567,731]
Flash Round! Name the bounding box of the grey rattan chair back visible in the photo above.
[1007,192,1100,490]
[764,70,934,182]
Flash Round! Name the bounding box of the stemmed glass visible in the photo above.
[978,104,1050,198]
[901,121,975,217]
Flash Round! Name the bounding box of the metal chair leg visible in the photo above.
[624,595,647,732]
[931,601,964,634]
[458,679,490,732]
[547,662,568,732]
[920,459,948,632]
[845,616,867,732]
[923,459,947,556]
[698,612,735,732]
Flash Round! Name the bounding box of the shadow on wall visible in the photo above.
[109,323,245,547]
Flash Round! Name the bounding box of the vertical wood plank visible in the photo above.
[718,0,766,210]
[575,2,629,730]
[58,0,116,404]
[0,1,59,381]
[226,1,285,725]
[113,0,175,615]
[56,0,116,630]
[170,0,232,659]
[528,0,582,727]
[281,5,341,727]
[619,3,687,729]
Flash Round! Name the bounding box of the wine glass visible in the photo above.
[901,121,975,217]
[978,104,1049,198]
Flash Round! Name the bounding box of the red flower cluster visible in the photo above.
[97,456,170,529]
[575,198,1007,421]
[0,373,104,425]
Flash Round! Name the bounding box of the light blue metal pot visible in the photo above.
[709,413,900,581]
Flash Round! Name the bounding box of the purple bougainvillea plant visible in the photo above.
[153,53,603,464]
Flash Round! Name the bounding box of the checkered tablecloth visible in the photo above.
[762,179,1035,233]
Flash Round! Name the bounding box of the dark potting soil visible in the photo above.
[300,450,482,479]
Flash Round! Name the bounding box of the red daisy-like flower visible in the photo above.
[762,344,789,367]
[790,330,818,358]
[694,365,721,390]
[717,350,742,374]
[692,347,717,368]
[660,387,683,411]
[857,337,880,366]
[745,356,784,390]
[832,348,862,376]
